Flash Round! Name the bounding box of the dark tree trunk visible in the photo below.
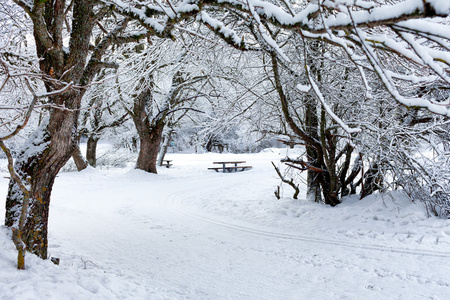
[135,124,165,173]
[129,69,186,173]
[131,87,166,174]
[360,163,382,199]
[72,142,88,171]
[72,133,88,171]
[318,171,340,206]
[5,106,80,259]
[86,134,100,167]
[304,95,322,203]
[5,0,97,260]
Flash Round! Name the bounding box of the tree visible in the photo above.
[0,3,73,268]
[4,1,115,260]
[267,37,363,206]
[76,69,128,168]
[115,39,207,173]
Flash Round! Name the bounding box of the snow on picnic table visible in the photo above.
[1,149,450,299]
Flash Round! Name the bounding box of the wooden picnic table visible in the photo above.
[208,161,252,173]
[162,159,173,168]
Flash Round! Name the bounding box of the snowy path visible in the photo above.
[2,151,450,299]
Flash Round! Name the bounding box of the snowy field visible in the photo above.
[1,147,450,299]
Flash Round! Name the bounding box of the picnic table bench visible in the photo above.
[161,159,173,168]
[208,161,252,173]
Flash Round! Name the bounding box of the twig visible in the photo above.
[272,161,300,199]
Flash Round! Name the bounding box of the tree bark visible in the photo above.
[5,0,96,260]
[72,133,88,171]
[135,123,165,173]
[304,95,322,203]
[72,142,88,171]
[360,163,382,199]
[129,68,188,172]
[131,87,166,174]
[5,106,80,259]
[86,134,100,167]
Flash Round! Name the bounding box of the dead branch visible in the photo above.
[272,161,300,199]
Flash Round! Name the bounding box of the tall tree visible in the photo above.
[76,69,128,168]
[5,0,103,261]
[116,40,207,173]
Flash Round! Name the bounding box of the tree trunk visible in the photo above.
[4,0,123,263]
[304,95,322,203]
[5,107,79,259]
[360,163,382,199]
[135,124,165,173]
[72,141,88,171]
[319,171,340,206]
[4,0,95,259]
[86,135,100,167]
[131,85,168,174]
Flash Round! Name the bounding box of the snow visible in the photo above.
[104,0,165,33]
[307,68,361,135]
[1,147,450,299]
[199,12,244,47]
[15,119,50,161]
[176,2,200,14]
[296,83,311,93]
[322,0,422,28]
[427,0,450,15]
[396,19,450,40]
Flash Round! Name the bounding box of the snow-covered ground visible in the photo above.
[1,148,450,299]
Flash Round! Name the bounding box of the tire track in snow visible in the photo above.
[164,187,450,259]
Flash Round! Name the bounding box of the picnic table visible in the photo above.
[208,161,252,173]
[161,159,173,168]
